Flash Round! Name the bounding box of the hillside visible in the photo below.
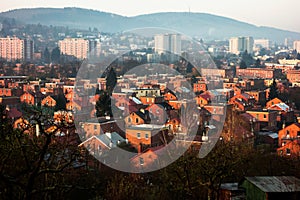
[0,7,299,42]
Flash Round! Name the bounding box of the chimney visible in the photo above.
[106,132,112,139]
[137,143,142,153]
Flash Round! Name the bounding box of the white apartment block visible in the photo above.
[154,33,181,55]
[0,36,25,61]
[59,38,90,60]
[229,36,254,55]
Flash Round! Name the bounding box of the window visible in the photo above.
[137,132,141,139]
[286,148,291,156]
[263,114,266,119]
[136,118,139,123]
[297,131,300,137]
[145,133,149,140]
[286,130,290,138]
[94,125,97,130]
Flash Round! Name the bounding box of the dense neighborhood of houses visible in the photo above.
[1,23,300,198]
[2,60,300,169]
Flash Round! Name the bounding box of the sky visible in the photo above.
[1,0,300,32]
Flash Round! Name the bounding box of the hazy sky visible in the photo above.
[2,0,300,32]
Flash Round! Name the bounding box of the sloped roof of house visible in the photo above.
[258,132,278,139]
[285,122,300,129]
[148,102,174,111]
[96,132,125,148]
[79,132,125,149]
[134,109,150,121]
[132,97,142,104]
[199,93,211,101]
[6,107,22,119]
[244,176,300,193]
[267,97,282,104]
[269,102,290,112]
[164,89,176,97]
[241,93,254,100]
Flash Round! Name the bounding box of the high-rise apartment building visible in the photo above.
[229,36,254,55]
[293,40,300,53]
[89,39,101,58]
[24,39,34,61]
[59,38,90,60]
[154,34,181,55]
[59,38,101,59]
[0,36,27,61]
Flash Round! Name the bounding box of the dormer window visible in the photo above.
[139,157,144,166]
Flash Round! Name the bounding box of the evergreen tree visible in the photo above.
[43,47,51,63]
[269,79,278,100]
[96,91,112,117]
[255,58,261,68]
[51,47,61,63]
[239,60,247,69]
[240,50,254,68]
[55,93,67,111]
[106,68,117,94]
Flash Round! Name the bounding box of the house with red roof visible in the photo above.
[277,123,300,157]
[266,98,283,109]
[126,124,170,152]
[125,109,151,126]
[229,93,256,111]
[268,102,294,124]
[20,91,44,105]
[41,95,57,107]
[195,93,211,107]
[163,90,177,101]
[146,102,174,125]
